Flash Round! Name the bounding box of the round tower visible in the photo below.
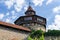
[14,6,46,32]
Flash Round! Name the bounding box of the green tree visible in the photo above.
[28,30,44,40]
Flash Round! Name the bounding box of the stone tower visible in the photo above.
[14,6,46,32]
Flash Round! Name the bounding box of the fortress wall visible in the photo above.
[45,36,60,40]
[0,26,29,40]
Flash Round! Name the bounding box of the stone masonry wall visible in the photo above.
[45,36,60,40]
[1,25,60,40]
[28,25,45,32]
[0,26,29,40]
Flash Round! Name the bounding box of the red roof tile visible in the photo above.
[0,21,31,32]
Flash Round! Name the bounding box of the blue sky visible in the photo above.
[0,0,60,31]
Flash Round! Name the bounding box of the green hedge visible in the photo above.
[45,30,60,36]
[28,30,60,40]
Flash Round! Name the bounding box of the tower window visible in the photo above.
[25,11,35,16]
[24,17,32,20]
[37,18,43,22]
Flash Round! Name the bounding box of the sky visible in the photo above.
[0,0,60,31]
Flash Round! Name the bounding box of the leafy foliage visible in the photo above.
[28,30,44,40]
[28,36,33,40]
[45,30,60,36]
[30,30,43,38]
[39,34,44,40]
[28,30,60,40]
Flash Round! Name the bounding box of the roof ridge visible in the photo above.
[0,21,31,32]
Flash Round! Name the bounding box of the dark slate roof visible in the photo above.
[14,15,46,24]
[27,6,34,11]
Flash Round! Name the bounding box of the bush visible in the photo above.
[45,30,60,36]
[28,30,60,40]
[28,30,44,40]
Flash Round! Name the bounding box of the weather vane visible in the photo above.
[29,0,31,6]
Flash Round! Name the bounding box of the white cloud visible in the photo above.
[6,11,15,16]
[5,15,17,23]
[47,24,58,30]
[0,14,4,19]
[5,11,17,21]
[47,15,60,31]
[6,18,10,23]
[24,4,28,10]
[4,0,14,9]
[14,5,22,12]
[53,6,60,14]
[14,0,25,12]
[54,15,60,26]
[11,11,17,19]
[11,16,17,19]
[4,0,25,12]
[46,0,53,5]
[6,12,10,16]
[11,10,15,15]
[32,0,44,6]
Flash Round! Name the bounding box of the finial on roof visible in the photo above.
[25,1,36,16]
[27,6,33,11]
[26,1,33,11]
[29,0,31,6]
